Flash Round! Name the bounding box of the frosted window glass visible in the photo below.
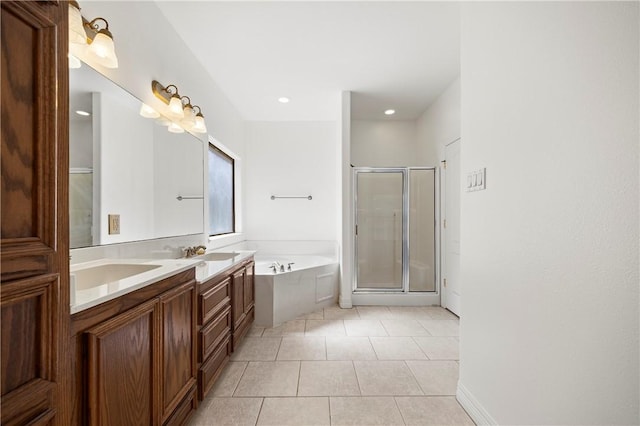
[208,146,234,235]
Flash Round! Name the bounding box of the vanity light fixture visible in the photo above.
[180,96,197,129]
[191,106,207,134]
[83,17,119,68]
[150,80,208,134]
[139,103,160,119]
[278,97,290,103]
[68,2,119,69]
[384,109,396,115]
[69,1,87,45]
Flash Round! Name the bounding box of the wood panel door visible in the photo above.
[86,299,159,426]
[0,1,69,425]
[159,281,197,423]
[231,269,246,332]
[243,262,255,313]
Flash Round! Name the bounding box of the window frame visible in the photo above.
[208,142,236,237]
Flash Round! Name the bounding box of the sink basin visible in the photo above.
[72,263,162,291]
[198,252,238,261]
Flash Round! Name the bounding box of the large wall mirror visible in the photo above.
[69,63,204,249]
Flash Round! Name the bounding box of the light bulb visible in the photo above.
[192,114,207,134]
[139,103,160,119]
[87,31,118,68]
[168,95,184,119]
[168,122,185,133]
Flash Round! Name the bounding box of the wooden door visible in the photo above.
[159,281,197,423]
[1,1,69,425]
[231,269,245,331]
[86,299,159,426]
[243,262,255,314]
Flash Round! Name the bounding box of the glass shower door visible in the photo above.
[355,170,405,291]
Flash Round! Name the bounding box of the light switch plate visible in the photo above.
[466,168,486,192]
[108,214,120,235]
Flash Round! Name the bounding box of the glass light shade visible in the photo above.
[139,103,160,119]
[87,31,118,68]
[168,122,185,134]
[181,105,196,129]
[192,114,207,134]
[68,3,87,45]
[168,95,185,119]
[68,53,81,69]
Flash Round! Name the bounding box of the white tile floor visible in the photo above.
[189,305,474,426]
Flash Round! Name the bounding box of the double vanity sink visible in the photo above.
[70,250,253,314]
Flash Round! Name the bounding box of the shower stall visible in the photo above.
[353,167,437,296]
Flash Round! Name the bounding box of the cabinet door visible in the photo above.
[243,262,255,314]
[231,269,245,331]
[1,1,69,425]
[86,299,159,426]
[159,281,197,423]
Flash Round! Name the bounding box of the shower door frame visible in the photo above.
[352,166,440,294]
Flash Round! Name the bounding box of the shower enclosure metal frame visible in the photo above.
[352,166,440,294]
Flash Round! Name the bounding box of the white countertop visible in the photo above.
[194,251,255,283]
[70,251,256,315]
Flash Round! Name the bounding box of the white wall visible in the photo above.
[74,1,246,250]
[153,128,204,238]
[459,3,639,424]
[244,121,338,241]
[351,120,423,166]
[97,92,155,245]
[416,77,460,163]
[340,92,353,308]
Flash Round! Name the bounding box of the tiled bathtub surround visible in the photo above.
[189,305,473,426]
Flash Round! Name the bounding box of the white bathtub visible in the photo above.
[254,255,339,327]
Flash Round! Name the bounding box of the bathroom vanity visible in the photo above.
[195,255,255,400]
[68,252,254,424]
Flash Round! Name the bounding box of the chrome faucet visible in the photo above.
[183,245,207,258]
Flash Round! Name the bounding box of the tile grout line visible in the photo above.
[393,396,409,425]
[230,361,250,397]
[253,397,265,426]
[412,335,431,360]
[352,360,363,397]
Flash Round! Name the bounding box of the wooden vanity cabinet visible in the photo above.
[71,269,197,426]
[197,258,254,400]
[0,1,70,425]
[232,261,255,351]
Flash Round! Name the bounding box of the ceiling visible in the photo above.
[155,1,460,121]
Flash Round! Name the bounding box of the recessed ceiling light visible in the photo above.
[278,97,290,104]
[384,109,396,116]
[75,110,91,116]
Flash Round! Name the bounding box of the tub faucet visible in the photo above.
[280,264,285,272]
[287,262,295,271]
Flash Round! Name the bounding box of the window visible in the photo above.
[208,144,235,236]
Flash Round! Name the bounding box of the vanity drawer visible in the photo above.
[199,277,231,325]
[198,335,231,400]
[199,306,231,362]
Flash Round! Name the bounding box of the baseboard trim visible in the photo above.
[456,382,498,425]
